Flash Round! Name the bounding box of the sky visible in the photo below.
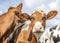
[0,0,60,28]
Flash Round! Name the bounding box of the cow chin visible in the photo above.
[34,30,44,33]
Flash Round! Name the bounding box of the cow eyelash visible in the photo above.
[14,11,19,16]
[42,17,46,21]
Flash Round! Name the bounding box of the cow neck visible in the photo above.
[27,21,35,41]
[7,23,24,43]
[0,14,16,43]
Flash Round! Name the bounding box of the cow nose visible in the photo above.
[40,27,42,29]
[35,27,44,33]
[35,26,43,30]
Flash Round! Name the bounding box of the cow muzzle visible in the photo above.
[33,26,44,33]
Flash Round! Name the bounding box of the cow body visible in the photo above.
[50,25,60,43]
[17,20,31,43]
[0,3,23,43]
[15,9,58,43]
[32,9,58,43]
[39,27,52,43]
[3,4,58,43]
[2,12,32,43]
[7,20,37,43]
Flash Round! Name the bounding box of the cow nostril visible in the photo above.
[40,28,41,29]
[40,27,42,29]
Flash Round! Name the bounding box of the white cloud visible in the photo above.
[36,4,46,10]
[46,18,60,28]
[0,11,3,15]
[36,4,49,13]
[48,1,57,9]
[23,0,44,7]
[24,0,35,7]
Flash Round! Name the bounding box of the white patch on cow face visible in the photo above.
[37,10,45,16]
[32,21,44,33]
[32,9,45,16]
[21,20,31,31]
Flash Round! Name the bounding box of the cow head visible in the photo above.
[20,13,31,23]
[31,9,57,33]
[8,3,23,24]
[8,3,23,19]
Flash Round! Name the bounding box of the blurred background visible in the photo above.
[0,0,60,28]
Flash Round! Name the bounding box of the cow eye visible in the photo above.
[42,17,46,21]
[30,17,35,21]
[15,11,19,15]
[14,11,19,17]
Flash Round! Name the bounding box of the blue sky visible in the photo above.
[0,0,60,28]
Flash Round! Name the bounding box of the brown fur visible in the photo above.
[3,7,57,43]
[20,13,32,23]
[3,13,32,43]
[16,20,37,43]
[0,3,23,43]
[16,10,58,43]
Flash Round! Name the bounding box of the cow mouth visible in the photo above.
[34,31,44,33]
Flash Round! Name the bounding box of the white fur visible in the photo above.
[21,20,31,31]
[34,33,43,43]
[32,9,45,16]
[32,21,44,43]
[39,25,60,43]
[37,9,44,16]
[39,28,52,43]
[32,21,44,33]
[52,25,60,38]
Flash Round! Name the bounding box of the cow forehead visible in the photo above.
[34,21,42,26]
[32,9,45,16]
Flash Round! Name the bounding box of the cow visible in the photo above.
[12,10,58,43]
[50,25,60,43]
[4,13,32,43]
[39,27,53,43]
[39,25,60,43]
[7,14,34,43]
[31,10,58,43]
[0,3,23,43]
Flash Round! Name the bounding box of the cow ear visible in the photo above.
[8,7,15,11]
[16,3,23,11]
[46,10,58,20]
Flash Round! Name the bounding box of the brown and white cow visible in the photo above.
[0,3,23,43]
[32,10,58,43]
[14,10,58,43]
[3,13,32,43]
